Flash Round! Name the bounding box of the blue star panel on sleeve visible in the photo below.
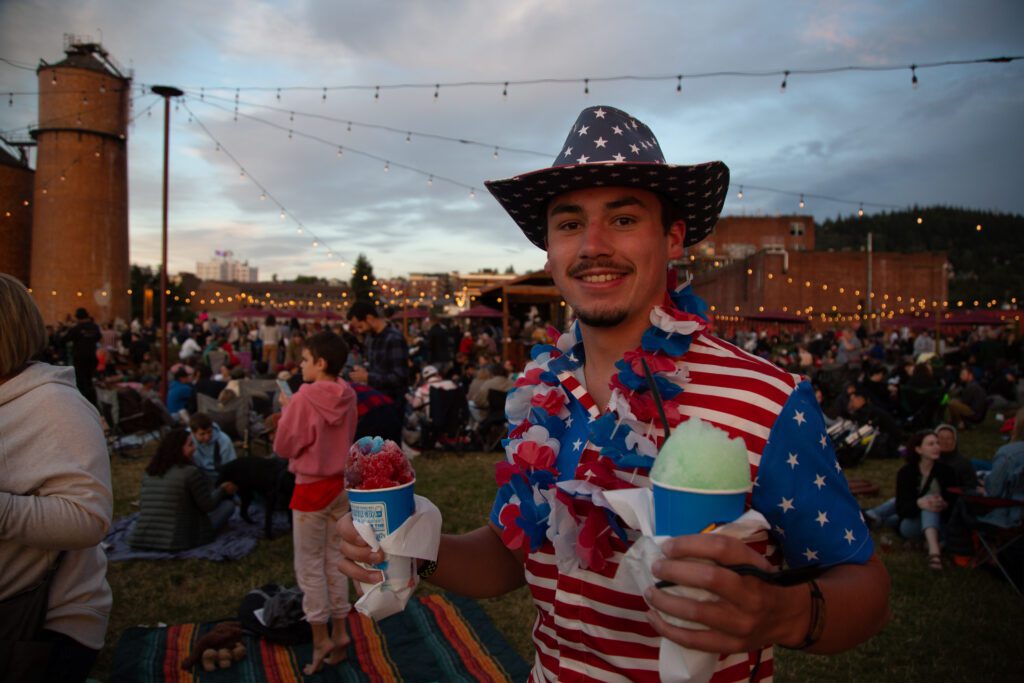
[751,381,873,568]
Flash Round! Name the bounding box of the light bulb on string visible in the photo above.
[288,129,293,139]
[405,132,411,143]
[433,84,439,100]
[737,186,744,200]
[427,175,433,186]
[50,70,56,85]
[7,93,12,107]
[911,65,918,89]
[100,81,106,94]
[798,194,805,209]
[312,240,318,248]
[857,204,864,217]
[322,87,327,102]
[374,85,380,100]
[780,70,789,93]
[676,75,682,93]
[469,188,476,199]
[346,121,351,132]
[200,87,204,100]
[583,78,589,95]
[276,88,281,101]
[280,209,286,220]
[337,147,343,157]
[502,81,508,99]
[384,161,390,172]
[917,216,923,225]
[492,147,499,159]
[259,192,266,200]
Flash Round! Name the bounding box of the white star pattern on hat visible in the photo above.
[484,105,730,251]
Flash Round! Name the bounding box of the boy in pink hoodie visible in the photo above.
[274,330,357,674]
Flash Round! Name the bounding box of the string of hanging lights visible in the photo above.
[181,100,351,275]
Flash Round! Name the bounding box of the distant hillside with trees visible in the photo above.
[816,206,1024,305]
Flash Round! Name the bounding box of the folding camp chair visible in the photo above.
[96,386,170,458]
[949,487,1024,595]
[473,388,509,453]
[423,385,471,453]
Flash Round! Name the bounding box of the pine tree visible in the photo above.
[350,253,378,305]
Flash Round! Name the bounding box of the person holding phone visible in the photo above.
[274,331,357,674]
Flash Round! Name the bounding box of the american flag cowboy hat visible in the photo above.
[485,105,730,250]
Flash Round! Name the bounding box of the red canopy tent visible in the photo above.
[392,308,430,320]
[455,304,503,319]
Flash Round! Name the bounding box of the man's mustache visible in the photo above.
[566,259,634,278]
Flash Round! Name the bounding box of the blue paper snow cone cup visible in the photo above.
[651,479,748,536]
[347,479,416,542]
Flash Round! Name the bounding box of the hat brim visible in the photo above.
[485,160,729,250]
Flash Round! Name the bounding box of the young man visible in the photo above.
[346,302,410,406]
[338,106,889,681]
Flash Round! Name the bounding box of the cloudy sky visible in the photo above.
[2,0,1022,280]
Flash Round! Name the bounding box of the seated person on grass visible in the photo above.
[130,428,237,552]
[189,412,238,481]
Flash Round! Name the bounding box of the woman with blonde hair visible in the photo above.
[0,273,113,681]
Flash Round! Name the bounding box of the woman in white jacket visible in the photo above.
[0,273,113,682]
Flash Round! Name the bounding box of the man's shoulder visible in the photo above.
[686,332,800,389]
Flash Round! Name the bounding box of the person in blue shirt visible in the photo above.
[188,412,237,480]
[166,367,195,418]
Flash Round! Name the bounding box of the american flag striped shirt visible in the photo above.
[492,330,872,682]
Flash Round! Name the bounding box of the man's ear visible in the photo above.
[543,257,553,274]
[667,219,686,260]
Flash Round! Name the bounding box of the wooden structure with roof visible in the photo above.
[477,271,566,368]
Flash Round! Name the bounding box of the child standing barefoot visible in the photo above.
[274,331,357,674]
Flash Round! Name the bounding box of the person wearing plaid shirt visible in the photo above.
[346,302,411,407]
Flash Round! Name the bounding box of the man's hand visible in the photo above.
[220,481,238,496]
[349,365,369,384]
[336,511,385,588]
[278,391,291,407]
[646,533,808,653]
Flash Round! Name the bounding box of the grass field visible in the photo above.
[91,417,1023,681]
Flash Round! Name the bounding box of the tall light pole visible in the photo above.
[151,85,183,403]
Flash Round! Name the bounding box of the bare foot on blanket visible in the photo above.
[304,637,338,675]
[323,631,351,665]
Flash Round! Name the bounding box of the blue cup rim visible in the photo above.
[651,478,750,496]
[346,479,416,494]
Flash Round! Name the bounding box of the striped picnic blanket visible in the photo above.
[111,593,529,682]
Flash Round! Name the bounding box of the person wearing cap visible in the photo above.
[338,106,889,681]
[58,307,103,406]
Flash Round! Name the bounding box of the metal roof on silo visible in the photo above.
[0,145,30,170]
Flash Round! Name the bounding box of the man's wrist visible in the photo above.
[780,579,826,650]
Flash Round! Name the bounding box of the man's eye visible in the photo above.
[558,221,581,231]
[613,216,636,227]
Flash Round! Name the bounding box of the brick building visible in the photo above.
[688,215,949,329]
[0,146,33,284]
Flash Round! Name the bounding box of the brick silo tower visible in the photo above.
[0,144,34,285]
[30,36,131,324]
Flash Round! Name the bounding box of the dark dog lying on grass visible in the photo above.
[216,457,295,539]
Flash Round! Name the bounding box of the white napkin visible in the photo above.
[602,487,770,683]
[349,494,442,621]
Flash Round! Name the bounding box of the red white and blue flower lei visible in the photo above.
[496,280,711,571]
